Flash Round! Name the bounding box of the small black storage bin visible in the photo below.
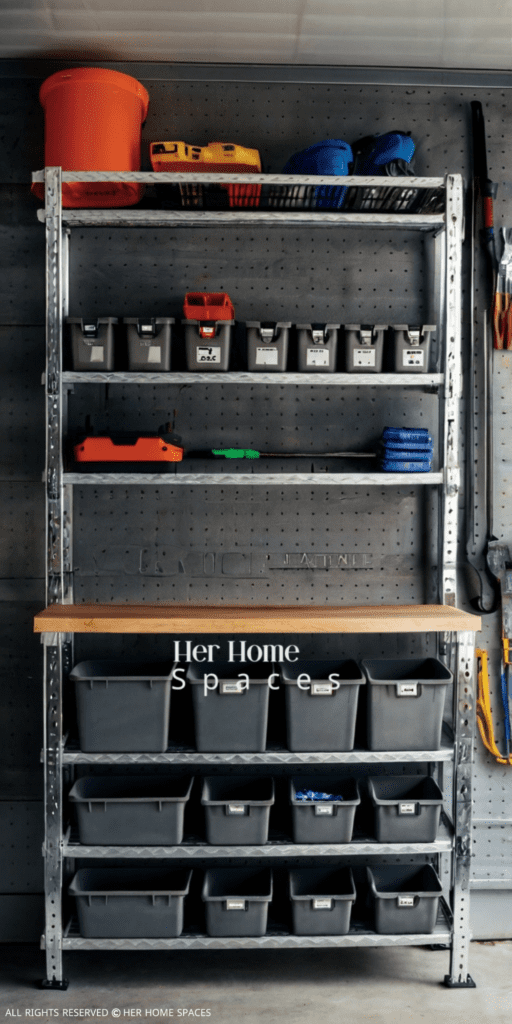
[246,321,291,371]
[123,317,174,371]
[296,323,340,372]
[280,660,365,752]
[289,776,360,844]
[183,320,233,370]
[361,658,452,751]
[69,867,192,938]
[202,867,273,936]
[66,316,117,370]
[70,660,174,753]
[367,864,442,935]
[187,661,270,752]
[289,867,356,935]
[69,775,193,846]
[367,775,443,844]
[201,775,275,845]
[344,324,386,372]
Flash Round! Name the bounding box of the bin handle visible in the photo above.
[225,899,247,911]
[225,803,248,816]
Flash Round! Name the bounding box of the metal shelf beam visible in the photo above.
[62,371,445,386]
[61,743,455,765]
[63,471,443,486]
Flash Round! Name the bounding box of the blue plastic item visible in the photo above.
[382,427,431,443]
[381,459,432,473]
[295,789,344,802]
[383,439,434,453]
[283,140,353,209]
[352,133,415,176]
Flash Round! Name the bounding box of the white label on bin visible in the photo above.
[227,804,246,815]
[354,349,376,367]
[399,802,416,815]
[398,896,415,908]
[313,899,332,910]
[256,347,279,365]
[226,900,246,911]
[147,346,162,363]
[314,804,333,815]
[311,682,333,696]
[90,346,104,362]
[220,681,244,694]
[196,346,221,363]
[397,683,418,697]
[307,348,329,366]
[403,349,424,367]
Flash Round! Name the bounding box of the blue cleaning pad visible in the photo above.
[383,439,434,453]
[381,459,432,473]
[382,427,432,443]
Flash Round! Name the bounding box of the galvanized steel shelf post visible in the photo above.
[36,167,476,988]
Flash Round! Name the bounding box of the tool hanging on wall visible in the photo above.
[465,102,500,613]
[493,229,512,350]
[476,648,512,765]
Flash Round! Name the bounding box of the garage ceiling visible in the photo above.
[1,0,511,70]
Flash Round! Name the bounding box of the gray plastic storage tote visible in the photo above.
[69,775,193,846]
[344,324,387,372]
[187,661,270,752]
[183,320,233,370]
[202,867,272,936]
[297,323,340,372]
[69,867,192,938]
[362,658,452,751]
[367,775,443,843]
[70,660,174,752]
[290,776,360,843]
[67,316,117,371]
[123,317,174,371]
[246,321,291,371]
[367,864,442,934]
[289,867,356,935]
[281,659,365,751]
[392,324,435,373]
[201,775,274,845]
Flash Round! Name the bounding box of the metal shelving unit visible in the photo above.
[35,168,478,990]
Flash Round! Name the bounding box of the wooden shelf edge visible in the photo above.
[33,604,481,634]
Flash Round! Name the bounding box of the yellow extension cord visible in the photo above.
[476,647,512,765]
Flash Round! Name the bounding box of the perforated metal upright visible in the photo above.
[35,167,478,988]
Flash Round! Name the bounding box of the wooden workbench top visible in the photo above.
[33,604,480,634]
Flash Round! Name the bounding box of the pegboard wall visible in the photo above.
[3,67,512,938]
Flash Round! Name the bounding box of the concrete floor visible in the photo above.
[0,944,510,1024]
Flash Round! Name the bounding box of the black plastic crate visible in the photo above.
[70,660,174,752]
[289,776,360,844]
[361,658,452,751]
[367,864,442,935]
[69,868,192,938]
[367,775,443,843]
[202,867,272,936]
[66,316,117,371]
[123,317,174,371]
[201,775,275,845]
[281,660,365,752]
[289,867,356,935]
[187,661,270,752]
[69,775,193,846]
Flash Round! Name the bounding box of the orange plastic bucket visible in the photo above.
[32,68,149,208]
